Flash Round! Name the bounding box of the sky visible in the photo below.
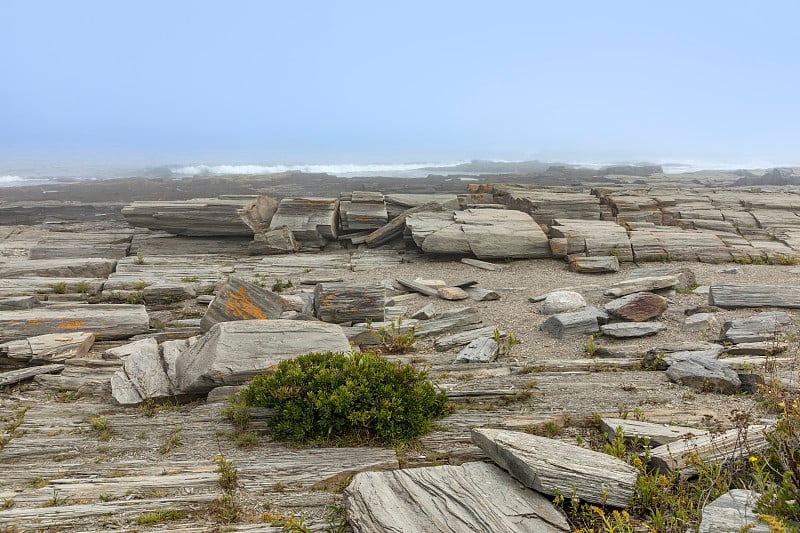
[1,1,799,169]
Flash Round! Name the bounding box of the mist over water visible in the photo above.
[0,158,795,188]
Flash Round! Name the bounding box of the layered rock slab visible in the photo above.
[345,461,569,533]
[0,304,149,342]
[472,428,638,507]
[175,320,351,393]
[200,276,285,332]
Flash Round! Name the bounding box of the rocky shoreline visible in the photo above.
[2,170,800,531]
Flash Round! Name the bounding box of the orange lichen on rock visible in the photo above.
[224,287,269,320]
[58,320,87,329]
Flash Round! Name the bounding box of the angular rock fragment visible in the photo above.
[437,287,469,301]
[248,226,299,255]
[345,462,569,533]
[269,197,339,249]
[0,296,40,310]
[411,303,435,320]
[314,282,386,324]
[721,311,791,344]
[604,292,667,322]
[685,313,718,331]
[110,338,175,405]
[568,255,620,273]
[464,287,500,301]
[605,275,679,297]
[454,337,499,363]
[472,428,638,507]
[601,322,666,338]
[541,307,608,338]
[200,276,285,332]
[122,197,262,236]
[665,357,741,394]
[175,320,351,393]
[237,195,279,233]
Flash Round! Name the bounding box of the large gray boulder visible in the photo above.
[175,320,351,393]
[200,276,285,332]
[666,357,741,394]
[345,461,569,533]
[406,209,551,259]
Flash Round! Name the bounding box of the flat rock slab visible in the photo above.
[345,461,569,533]
[461,257,502,271]
[685,313,718,331]
[540,307,608,339]
[568,255,620,273]
[604,292,667,322]
[434,325,500,351]
[600,418,705,447]
[200,276,285,332]
[722,311,791,344]
[709,284,800,309]
[248,226,299,255]
[0,304,149,342]
[643,344,725,368]
[601,321,666,338]
[0,364,64,387]
[542,291,586,315]
[698,490,769,533]
[0,258,117,279]
[666,357,742,394]
[464,287,500,301]
[0,296,40,310]
[175,319,351,393]
[723,341,788,356]
[605,275,679,298]
[649,425,769,473]
[627,266,697,289]
[472,428,638,508]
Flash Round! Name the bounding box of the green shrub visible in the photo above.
[241,351,449,444]
[49,282,68,294]
[271,279,293,292]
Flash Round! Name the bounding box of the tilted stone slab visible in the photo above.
[200,276,285,332]
[175,320,351,393]
[0,304,149,343]
[345,461,569,533]
[472,428,638,508]
[650,425,769,473]
[110,338,175,405]
[569,255,620,273]
[600,418,706,447]
[709,284,800,309]
[698,490,769,533]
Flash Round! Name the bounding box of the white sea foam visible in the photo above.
[0,175,24,183]
[170,162,468,177]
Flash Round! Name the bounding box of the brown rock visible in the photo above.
[437,287,469,301]
[604,292,668,322]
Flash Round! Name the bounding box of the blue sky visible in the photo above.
[1,1,799,167]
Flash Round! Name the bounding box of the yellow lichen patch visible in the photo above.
[224,287,269,320]
[28,320,40,325]
[58,320,87,329]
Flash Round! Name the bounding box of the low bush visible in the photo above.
[241,351,449,444]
